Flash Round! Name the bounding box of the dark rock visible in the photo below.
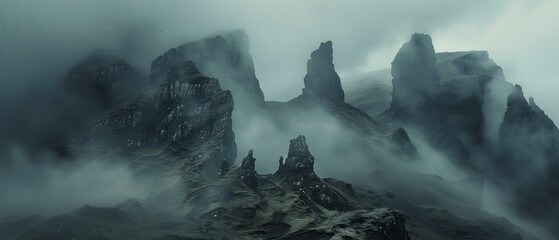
[497,85,559,235]
[500,85,559,167]
[385,33,470,168]
[500,85,559,187]
[302,41,345,103]
[239,150,258,190]
[275,135,351,211]
[390,128,418,159]
[363,209,411,240]
[150,29,265,108]
[73,61,236,165]
[276,135,315,175]
[390,33,439,113]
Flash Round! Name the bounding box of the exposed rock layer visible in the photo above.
[73,61,236,166]
[151,29,265,108]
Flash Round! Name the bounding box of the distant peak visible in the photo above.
[303,41,345,103]
[310,41,334,62]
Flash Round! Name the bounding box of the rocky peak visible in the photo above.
[390,33,439,111]
[239,150,258,190]
[276,135,315,175]
[150,29,265,108]
[503,85,535,122]
[303,41,345,103]
[528,97,544,114]
[274,136,352,210]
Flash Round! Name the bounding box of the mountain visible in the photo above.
[267,41,417,159]
[498,85,559,236]
[345,50,507,119]
[2,134,532,240]
[347,33,559,238]
[381,34,471,169]
[150,29,265,109]
[1,30,554,240]
[71,61,237,189]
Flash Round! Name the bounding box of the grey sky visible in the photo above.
[1,0,558,121]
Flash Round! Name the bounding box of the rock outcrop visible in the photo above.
[150,29,265,108]
[239,150,258,190]
[500,85,559,165]
[73,61,236,165]
[497,85,559,236]
[302,41,345,103]
[385,33,470,167]
[267,40,418,162]
[500,85,559,186]
[275,135,352,211]
[390,33,439,114]
[276,135,315,175]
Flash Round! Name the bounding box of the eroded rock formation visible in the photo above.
[239,150,258,190]
[302,41,345,103]
[151,29,265,108]
[73,61,236,165]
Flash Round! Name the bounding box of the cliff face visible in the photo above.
[390,33,440,115]
[73,61,236,165]
[497,86,559,236]
[386,33,470,167]
[150,29,265,108]
[500,86,559,190]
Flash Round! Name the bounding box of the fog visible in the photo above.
[1,1,558,239]
[0,145,151,218]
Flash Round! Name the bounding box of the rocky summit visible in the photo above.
[390,33,439,113]
[498,85,559,232]
[150,29,265,108]
[303,41,345,103]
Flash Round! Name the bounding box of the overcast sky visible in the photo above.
[1,0,558,121]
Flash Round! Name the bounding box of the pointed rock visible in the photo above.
[390,33,439,111]
[276,135,315,175]
[275,135,351,211]
[500,84,559,199]
[303,41,345,103]
[239,150,258,190]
